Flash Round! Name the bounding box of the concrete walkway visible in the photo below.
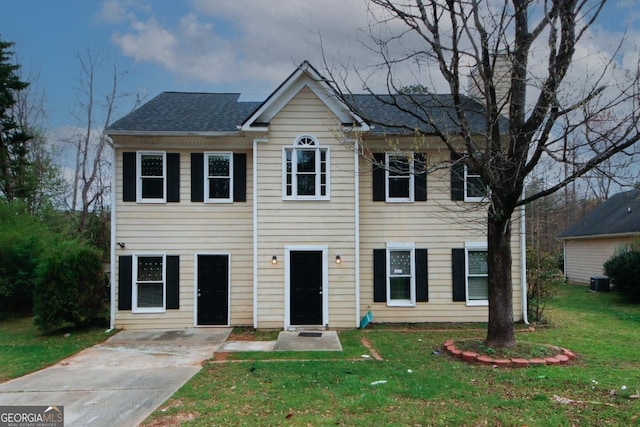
[0,328,342,427]
[220,330,343,352]
[0,328,231,427]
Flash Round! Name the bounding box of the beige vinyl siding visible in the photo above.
[255,86,357,329]
[114,146,254,329]
[359,141,523,323]
[564,236,634,284]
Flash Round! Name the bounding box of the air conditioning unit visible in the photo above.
[590,276,610,292]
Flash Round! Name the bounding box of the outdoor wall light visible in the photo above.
[117,242,126,248]
[335,255,341,264]
[272,255,278,264]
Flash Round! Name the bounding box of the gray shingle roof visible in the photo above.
[558,189,640,238]
[106,91,499,135]
[107,92,261,133]
[346,94,497,135]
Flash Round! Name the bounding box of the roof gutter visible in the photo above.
[557,231,640,241]
[105,130,241,137]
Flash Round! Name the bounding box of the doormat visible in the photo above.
[298,332,323,337]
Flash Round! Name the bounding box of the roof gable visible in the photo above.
[558,189,640,239]
[240,61,369,132]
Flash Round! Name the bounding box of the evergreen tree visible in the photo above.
[0,38,35,202]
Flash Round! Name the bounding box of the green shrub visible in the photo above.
[33,241,107,332]
[0,202,50,316]
[604,250,640,302]
[526,249,564,322]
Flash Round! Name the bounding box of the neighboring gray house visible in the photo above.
[558,189,640,284]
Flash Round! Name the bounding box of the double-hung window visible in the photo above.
[205,153,233,203]
[386,153,414,202]
[387,243,416,306]
[464,165,488,202]
[133,254,166,313]
[283,135,329,200]
[137,152,166,202]
[466,243,488,305]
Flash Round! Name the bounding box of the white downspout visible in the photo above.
[520,202,529,324]
[252,139,259,329]
[562,240,567,280]
[108,139,116,331]
[353,138,361,327]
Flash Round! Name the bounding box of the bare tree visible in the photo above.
[68,49,120,232]
[325,0,640,347]
[13,67,68,212]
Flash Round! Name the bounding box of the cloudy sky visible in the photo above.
[4,0,640,136]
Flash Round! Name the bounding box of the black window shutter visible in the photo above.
[233,153,247,202]
[450,152,465,201]
[414,153,427,201]
[452,248,466,301]
[118,256,132,310]
[123,152,136,202]
[372,153,386,202]
[191,153,204,202]
[167,153,180,202]
[166,255,180,309]
[416,249,429,302]
[373,249,387,302]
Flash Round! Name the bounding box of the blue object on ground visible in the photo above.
[360,310,373,329]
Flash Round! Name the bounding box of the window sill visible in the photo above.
[385,199,414,203]
[463,198,488,203]
[136,199,167,204]
[132,308,166,314]
[387,301,416,307]
[282,197,331,201]
[466,300,488,307]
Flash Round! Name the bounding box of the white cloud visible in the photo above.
[111,18,178,68]
[104,0,640,104]
[99,0,150,24]
[106,0,383,94]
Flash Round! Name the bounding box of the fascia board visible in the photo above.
[105,130,240,137]
[557,231,640,241]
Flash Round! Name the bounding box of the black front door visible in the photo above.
[290,250,323,325]
[197,254,229,325]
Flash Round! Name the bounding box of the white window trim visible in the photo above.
[132,253,166,313]
[282,135,330,201]
[464,165,488,202]
[386,242,416,307]
[204,152,233,203]
[136,151,167,203]
[465,242,488,306]
[385,152,414,203]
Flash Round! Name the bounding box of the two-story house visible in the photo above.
[106,61,527,330]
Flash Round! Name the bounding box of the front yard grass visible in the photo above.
[0,317,114,382]
[144,285,640,426]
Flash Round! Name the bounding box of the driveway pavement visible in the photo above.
[0,328,231,427]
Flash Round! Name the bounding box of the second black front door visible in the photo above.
[289,250,323,325]
[197,254,229,326]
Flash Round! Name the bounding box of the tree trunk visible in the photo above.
[485,212,516,348]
